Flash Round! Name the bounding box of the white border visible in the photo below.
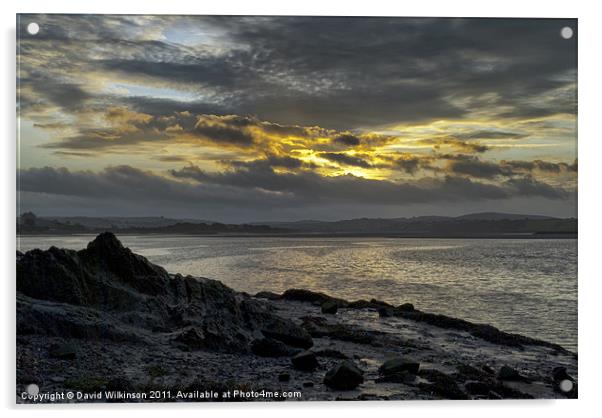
[2,1,600,417]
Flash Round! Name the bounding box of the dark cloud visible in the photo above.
[448,158,514,179]
[19,15,576,129]
[332,134,361,147]
[503,159,578,173]
[318,152,373,168]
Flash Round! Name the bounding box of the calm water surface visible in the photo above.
[17,236,577,351]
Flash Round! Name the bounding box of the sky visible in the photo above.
[17,15,577,222]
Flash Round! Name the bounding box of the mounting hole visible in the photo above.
[26,383,39,396]
[27,22,40,35]
[560,26,573,40]
[559,379,574,392]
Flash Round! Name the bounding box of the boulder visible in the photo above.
[378,307,393,317]
[497,365,522,381]
[552,366,574,383]
[464,380,491,396]
[379,358,420,376]
[291,350,318,371]
[261,319,313,349]
[323,361,364,390]
[251,338,297,357]
[254,291,281,300]
[398,303,415,312]
[321,300,338,314]
[315,349,349,359]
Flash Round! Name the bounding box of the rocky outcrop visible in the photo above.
[17,232,311,353]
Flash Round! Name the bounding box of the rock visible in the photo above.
[552,366,573,383]
[17,233,312,355]
[321,300,338,314]
[498,365,522,381]
[291,350,318,371]
[106,377,134,391]
[255,291,281,300]
[50,376,66,383]
[251,338,298,357]
[370,298,393,308]
[315,349,349,359]
[398,303,415,312]
[261,319,313,349]
[323,361,364,390]
[464,380,491,396]
[347,299,374,309]
[377,307,393,317]
[418,369,468,400]
[278,373,290,382]
[378,358,420,376]
[482,364,495,375]
[376,371,416,384]
[300,317,380,345]
[282,289,347,307]
[49,343,77,360]
[302,381,314,387]
[172,327,231,351]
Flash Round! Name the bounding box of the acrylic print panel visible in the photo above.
[16,15,577,403]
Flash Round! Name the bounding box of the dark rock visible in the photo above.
[417,369,468,400]
[106,377,134,391]
[376,371,416,384]
[321,300,338,314]
[552,366,574,383]
[464,380,491,396]
[379,358,420,376]
[315,349,349,359]
[482,364,495,375]
[281,289,348,307]
[303,381,314,387]
[398,303,415,312]
[278,373,290,382]
[455,363,491,382]
[251,338,298,357]
[17,233,312,355]
[172,327,232,351]
[347,299,374,309]
[392,307,571,354]
[261,319,313,349]
[498,365,522,381]
[323,361,364,390]
[300,317,380,345]
[254,291,281,300]
[370,298,394,308]
[49,343,77,360]
[291,350,318,371]
[377,307,393,317]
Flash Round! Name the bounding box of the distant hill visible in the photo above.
[16,213,283,235]
[17,212,576,237]
[454,212,555,221]
[257,212,575,236]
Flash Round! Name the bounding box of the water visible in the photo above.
[17,235,578,352]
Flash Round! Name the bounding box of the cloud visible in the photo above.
[18,15,576,129]
[332,134,361,147]
[317,152,373,168]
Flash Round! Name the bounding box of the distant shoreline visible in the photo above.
[17,232,577,239]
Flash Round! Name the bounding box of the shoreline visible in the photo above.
[17,232,577,239]
[16,233,578,402]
